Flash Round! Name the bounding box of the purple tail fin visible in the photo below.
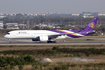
[83,17,98,31]
[79,17,98,35]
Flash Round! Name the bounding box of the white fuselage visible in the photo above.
[4,30,69,39]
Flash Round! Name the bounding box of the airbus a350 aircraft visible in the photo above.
[4,17,98,43]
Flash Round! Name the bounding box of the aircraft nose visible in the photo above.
[4,35,8,38]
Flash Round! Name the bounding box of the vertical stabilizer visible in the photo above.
[79,17,98,35]
[83,17,98,31]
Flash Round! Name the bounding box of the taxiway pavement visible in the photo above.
[0,37,105,45]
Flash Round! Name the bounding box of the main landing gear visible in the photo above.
[47,41,56,43]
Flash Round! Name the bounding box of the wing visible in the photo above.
[48,33,67,39]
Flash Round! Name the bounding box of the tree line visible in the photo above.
[0,17,105,35]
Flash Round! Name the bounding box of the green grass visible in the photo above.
[1,46,105,57]
[0,45,101,47]
[0,45,105,69]
[0,55,105,70]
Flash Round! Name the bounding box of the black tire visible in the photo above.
[47,41,56,43]
[47,41,50,43]
[52,41,56,43]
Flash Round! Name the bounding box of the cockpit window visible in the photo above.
[7,33,10,35]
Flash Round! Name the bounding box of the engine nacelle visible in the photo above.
[32,37,39,41]
[32,35,48,42]
[39,35,48,41]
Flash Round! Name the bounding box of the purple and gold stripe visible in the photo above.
[49,30,84,38]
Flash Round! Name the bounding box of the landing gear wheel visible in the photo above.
[52,41,56,43]
[47,41,56,43]
[47,41,49,43]
[47,41,52,43]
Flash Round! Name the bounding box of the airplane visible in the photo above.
[4,17,98,43]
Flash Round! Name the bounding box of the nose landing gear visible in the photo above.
[8,39,11,43]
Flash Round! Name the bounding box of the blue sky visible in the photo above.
[0,0,105,13]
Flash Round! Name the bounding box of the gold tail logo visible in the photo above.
[88,22,95,28]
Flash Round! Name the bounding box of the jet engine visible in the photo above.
[32,35,48,42]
